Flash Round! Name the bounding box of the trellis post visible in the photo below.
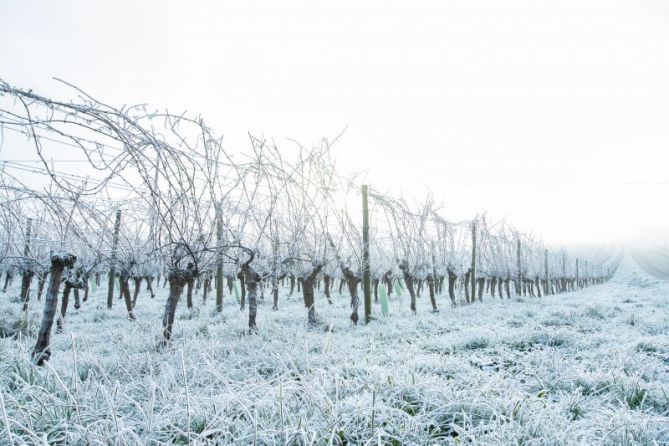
[431,240,438,294]
[516,238,522,295]
[471,220,477,302]
[107,209,121,309]
[544,248,550,295]
[20,218,33,304]
[362,185,372,323]
[216,203,224,312]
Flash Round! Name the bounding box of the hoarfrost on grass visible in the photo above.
[0,259,668,445]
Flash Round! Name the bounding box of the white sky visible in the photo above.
[1,0,669,246]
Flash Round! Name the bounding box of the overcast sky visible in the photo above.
[1,0,669,246]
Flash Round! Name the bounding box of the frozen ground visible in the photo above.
[1,259,668,445]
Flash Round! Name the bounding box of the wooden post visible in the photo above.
[20,218,33,306]
[516,238,522,295]
[561,251,566,292]
[431,240,438,293]
[271,233,279,310]
[471,220,476,303]
[107,209,121,309]
[215,204,224,312]
[362,185,372,323]
[544,248,549,295]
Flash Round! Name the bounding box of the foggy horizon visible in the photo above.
[2,0,669,248]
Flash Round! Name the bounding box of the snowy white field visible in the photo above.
[1,260,668,445]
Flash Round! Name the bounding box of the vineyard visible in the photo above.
[1,80,664,445]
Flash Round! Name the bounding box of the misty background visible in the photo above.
[1,0,668,248]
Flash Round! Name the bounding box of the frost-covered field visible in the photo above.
[1,260,668,445]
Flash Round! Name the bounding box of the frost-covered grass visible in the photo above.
[1,261,668,445]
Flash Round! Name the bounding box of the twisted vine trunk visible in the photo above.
[272,274,282,310]
[132,277,142,308]
[241,266,260,332]
[301,264,323,326]
[447,270,457,307]
[82,276,89,303]
[32,253,76,365]
[146,276,155,298]
[3,271,12,293]
[464,269,471,303]
[202,275,211,303]
[120,275,136,320]
[427,274,438,311]
[162,267,193,345]
[73,286,81,310]
[55,282,72,334]
[399,262,417,313]
[73,270,83,310]
[186,276,194,310]
[342,266,360,324]
[238,271,246,310]
[323,274,332,304]
[20,270,35,311]
[404,274,417,312]
[383,271,393,297]
[476,277,485,302]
